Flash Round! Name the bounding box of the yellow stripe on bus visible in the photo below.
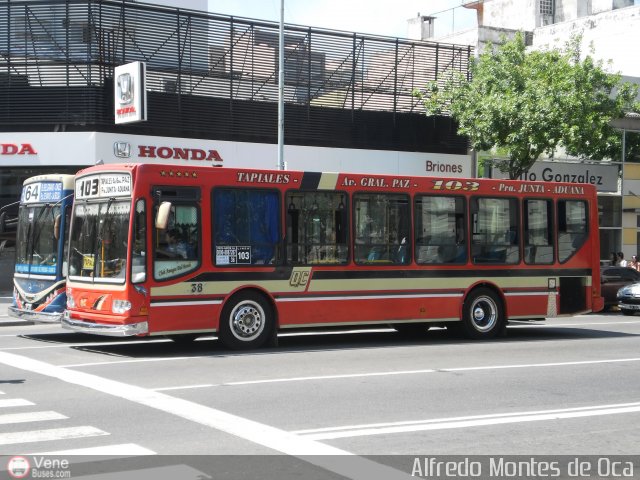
[150,274,592,298]
[318,172,339,190]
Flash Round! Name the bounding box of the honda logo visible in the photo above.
[117,73,133,105]
[114,142,131,158]
[114,61,146,124]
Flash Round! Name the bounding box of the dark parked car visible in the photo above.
[617,279,640,315]
[601,266,640,310]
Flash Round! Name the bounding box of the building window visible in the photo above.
[602,229,622,265]
[624,131,640,163]
[599,196,622,263]
[599,196,622,228]
[539,0,555,25]
[539,0,554,15]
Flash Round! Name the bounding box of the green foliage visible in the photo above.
[414,32,639,179]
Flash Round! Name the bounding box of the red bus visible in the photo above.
[62,163,603,348]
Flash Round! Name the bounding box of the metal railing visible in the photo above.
[0,0,472,151]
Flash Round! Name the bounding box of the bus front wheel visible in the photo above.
[219,292,273,350]
[460,288,505,339]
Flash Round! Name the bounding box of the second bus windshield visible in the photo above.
[15,204,61,275]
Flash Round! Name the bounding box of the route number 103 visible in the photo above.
[432,180,479,192]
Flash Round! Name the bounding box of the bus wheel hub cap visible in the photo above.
[234,306,261,336]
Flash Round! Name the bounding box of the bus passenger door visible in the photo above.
[149,187,210,333]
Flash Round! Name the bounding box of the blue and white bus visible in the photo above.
[9,174,74,322]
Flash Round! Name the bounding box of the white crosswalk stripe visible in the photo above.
[0,426,109,445]
[0,411,67,425]
[0,396,155,454]
[27,443,156,455]
[0,398,34,408]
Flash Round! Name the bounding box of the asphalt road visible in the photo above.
[1,299,639,479]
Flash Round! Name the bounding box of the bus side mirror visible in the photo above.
[132,271,146,283]
[155,202,172,230]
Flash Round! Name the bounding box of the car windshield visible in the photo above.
[15,204,61,276]
[69,199,130,283]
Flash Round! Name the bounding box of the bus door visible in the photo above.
[148,187,208,333]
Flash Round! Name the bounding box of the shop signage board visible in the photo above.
[114,61,147,124]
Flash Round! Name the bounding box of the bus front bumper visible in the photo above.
[8,306,63,324]
[62,311,148,337]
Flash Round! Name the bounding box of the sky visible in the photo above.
[207,0,474,39]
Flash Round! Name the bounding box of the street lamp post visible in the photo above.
[277,0,286,170]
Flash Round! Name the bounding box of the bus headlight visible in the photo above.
[112,299,132,314]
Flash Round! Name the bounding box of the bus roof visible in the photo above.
[74,163,598,199]
[23,174,75,191]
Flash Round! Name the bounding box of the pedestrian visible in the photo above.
[611,252,618,266]
[618,251,628,267]
[629,255,640,271]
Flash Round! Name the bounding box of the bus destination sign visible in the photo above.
[21,182,63,204]
[76,173,132,200]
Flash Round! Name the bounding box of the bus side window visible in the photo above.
[213,188,281,266]
[558,200,587,263]
[524,199,554,264]
[285,191,348,265]
[132,199,146,283]
[471,197,519,264]
[152,187,201,280]
[62,205,71,277]
[155,208,198,262]
[354,193,410,265]
[415,195,466,265]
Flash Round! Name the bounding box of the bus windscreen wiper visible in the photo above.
[28,204,52,268]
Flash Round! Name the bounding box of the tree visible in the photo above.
[414,32,639,179]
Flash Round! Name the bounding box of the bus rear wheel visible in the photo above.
[219,292,273,350]
[460,288,505,339]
